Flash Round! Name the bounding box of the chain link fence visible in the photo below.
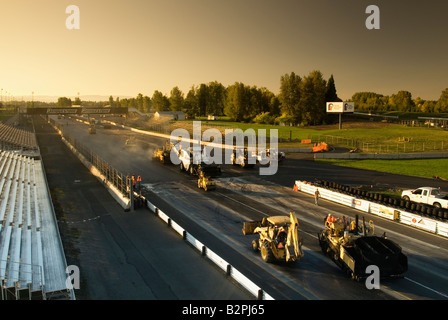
[309,134,448,154]
[49,118,131,197]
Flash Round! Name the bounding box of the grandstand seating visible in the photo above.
[0,122,38,152]
[0,150,71,300]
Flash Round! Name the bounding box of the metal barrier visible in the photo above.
[48,117,132,208]
[144,196,275,300]
[294,180,448,238]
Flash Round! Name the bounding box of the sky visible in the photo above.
[0,0,447,102]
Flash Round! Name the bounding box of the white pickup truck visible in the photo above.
[401,187,448,209]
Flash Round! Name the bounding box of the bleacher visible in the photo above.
[0,117,73,299]
[0,121,38,154]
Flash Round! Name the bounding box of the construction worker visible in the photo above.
[350,220,357,232]
[314,188,321,205]
[131,175,136,191]
[340,216,349,230]
[325,214,337,228]
[137,175,142,191]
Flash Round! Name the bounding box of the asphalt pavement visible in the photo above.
[45,115,448,301]
[33,115,252,300]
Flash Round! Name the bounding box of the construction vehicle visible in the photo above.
[153,140,175,164]
[231,147,256,168]
[178,147,222,177]
[197,172,216,191]
[125,136,137,148]
[318,214,407,280]
[242,212,304,263]
[88,118,96,134]
[256,148,285,164]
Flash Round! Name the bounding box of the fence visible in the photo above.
[294,180,448,238]
[145,199,275,300]
[49,118,131,199]
[309,134,448,154]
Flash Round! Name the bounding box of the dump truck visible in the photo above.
[197,172,216,191]
[153,140,175,164]
[318,214,407,280]
[243,212,304,263]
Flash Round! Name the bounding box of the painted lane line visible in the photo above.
[404,277,448,299]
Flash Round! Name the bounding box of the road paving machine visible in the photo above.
[318,214,408,280]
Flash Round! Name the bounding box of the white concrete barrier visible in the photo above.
[294,180,448,239]
[143,197,275,300]
[50,121,131,210]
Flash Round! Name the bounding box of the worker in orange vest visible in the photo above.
[137,175,142,191]
[131,175,136,190]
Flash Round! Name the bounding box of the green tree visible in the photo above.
[207,81,226,115]
[184,86,199,117]
[279,72,302,122]
[136,93,144,111]
[57,97,72,107]
[197,84,209,116]
[325,74,341,102]
[389,90,414,112]
[142,96,151,113]
[352,92,386,112]
[299,70,327,125]
[73,97,82,106]
[268,94,281,117]
[108,95,115,107]
[224,82,250,122]
[436,88,448,113]
[169,86,184,111]
[152,90,169,112]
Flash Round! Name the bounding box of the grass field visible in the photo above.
[171,118,448,152]
[171,118,448,180]
[317,158,448,180]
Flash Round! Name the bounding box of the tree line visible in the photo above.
[51,71,448,126]
[106,70,342,126]
[351,89,448,114]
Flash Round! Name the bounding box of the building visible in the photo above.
[154,111,186,121]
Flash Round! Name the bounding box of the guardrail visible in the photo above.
[49,116,275,299]
[47,118,132,210]
[143,195,275,300]
[294,180,448,238]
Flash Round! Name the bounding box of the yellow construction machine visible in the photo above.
[243,212,304,263]
[153,140,175,164]
[318,215,407,280]
[88,119,96,134]
[197,172,216,191]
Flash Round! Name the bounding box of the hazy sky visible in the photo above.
[1,0,447,101]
